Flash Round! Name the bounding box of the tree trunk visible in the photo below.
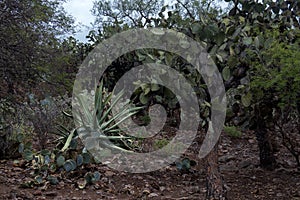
[205,142,227,200]
[255,118,276,170]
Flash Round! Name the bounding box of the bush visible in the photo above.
[25,94,73,150]
[0,99,33,159]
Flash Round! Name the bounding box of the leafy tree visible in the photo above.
[0,0,80,160]
[91,0,227,199]
[92,0,164,28]
[0,0,75,103]
[222,0,300,169]
[87,0,300,198]
[250,30,300,167]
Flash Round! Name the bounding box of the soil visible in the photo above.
[0,131,299,200]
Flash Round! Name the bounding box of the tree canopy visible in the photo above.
[0,0,75,102]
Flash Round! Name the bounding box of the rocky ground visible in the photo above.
[0,131,299,200]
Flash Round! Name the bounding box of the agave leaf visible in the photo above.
[103,103,141,127]
[101,108,141,133]
[96,92,113,121]
[61,129,76,152]
[94,80,103,110]
[103,92,113,107]
[103,111,139,133]
[62,110,73,118]
[95,81,108,125]
[104,135,131,140]
[103,142,133,153]
[76,94,94,127]
[99,110,128,131]
[57,124,70,134]
[54,125,69,137]
[106,129,122,134]
[98,90,123,125]
[99,108,131,131]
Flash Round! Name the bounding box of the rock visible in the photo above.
[101,177,109,183]
[219,155,235,163]
[33,190,42,196]
[148,193,159,198]
[248,139,255,144]
[200,187,207,193]
[294,190,300,197]
[224,184,231,191]
[159,186,166,192]
[45,191,58,197]
[239,160,252,169]
[220,164,238,172]
[142,189,151,195]
[105,170,115,177]
[277,193,283,197]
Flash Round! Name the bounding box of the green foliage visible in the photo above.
[224,126,242,138]
[175,157,197,172]
[47,175,59,185]
[176,158,191,171]
[89,0,226,129]
[16,78,143,186]
[84,171,101,184]
[56,155,65,167]
[7,0,300,188]
[82,152,92,164]
[77,171,101,189]
[18,142,96,187]
[24,94,74,150]
[250,34,300,110]
[153,139,170,150]
[76,154,84,166]
[92,0,164,29]
[0,0,75,103]
[73,80,143,152]
[63,159,77,172]
[0,99,34,159]
[150,138,187,155]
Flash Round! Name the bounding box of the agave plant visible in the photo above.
[63,80,142,153]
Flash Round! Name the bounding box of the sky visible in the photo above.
[63,0,229,42]
[63,0,95,42]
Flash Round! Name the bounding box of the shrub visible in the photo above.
[0,99,34,159]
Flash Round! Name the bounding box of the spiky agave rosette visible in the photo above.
[71,80,143,161]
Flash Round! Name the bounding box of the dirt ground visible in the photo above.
[0,131,299,200]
